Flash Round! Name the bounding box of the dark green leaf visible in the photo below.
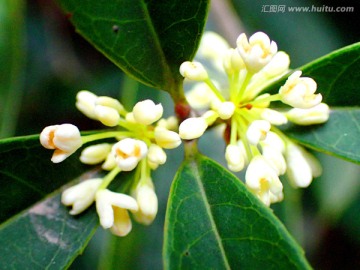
[164,154,311,269]
[55,0,210,98]
[264,42,360,107]
[0,135,88,223]
[0,190,99,270]
[282,108,360,164]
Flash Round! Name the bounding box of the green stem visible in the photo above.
[249,93,281,106]
[98,166,122,190]
[204,78,226,102]
[235,71,253,103]
[81,131,132,144]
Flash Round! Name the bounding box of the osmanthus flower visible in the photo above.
[179,31,330,206]
[40,92,182,236]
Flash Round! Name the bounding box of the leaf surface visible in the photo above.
[282,108,360,164]
[55,0,210,98]
[164,154,311,269]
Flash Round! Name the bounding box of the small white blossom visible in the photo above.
[95,189,138,236]
[279,71,322,109]
[80,143,112,165]
[185,83,216,109]
[180,61,209,81]
[154,127,181,149]
[76,90,97,119]
[179,117,208,140]
[112,139,148,171]
[147,144,167,169]
[245,156,283,206]
[286,103,330,125]
[102,152,117,171]
[94,105,120,127]
[96,96,125,114]
[285,143,322,188]
[225,144,245,172]
[217,101,236,120]
[261,131,286,153]
[132,183,158,225]
[61,179,102,215]
[223,48,245,75]
[246,120,271,145]
[262,147,287,175]
[40,124,82,163]
[236,32,278,73]
[132,100,163,125]
[261,108,288,125]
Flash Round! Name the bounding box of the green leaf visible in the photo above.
[0,190,99,270]
[0,0,25,138]
[55,0,210,98]
[264,42,360,107]
[164,154,311,269]
[0,135,88,223]
[282,108,360,164]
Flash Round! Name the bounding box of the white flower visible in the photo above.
[262,147,287,175]
[156,116,178,131]
[246,120,271,145]
[216,101,236,120]
[179,117,208,140]
[132,183,158,225]
[112,139,148,171]
[185,83,216,109]
[236,32,278,73]
[285,143,322,188]
[261,108,288,125]
[286,103,330,125]
[154,127,181,149]
[132,100,163,125]
[223,48,245,75]
[260,131,285,153]
[40,124,82,163]
[279,71,322,109]
[147,144,167,169]
[80,143,112,165]
[225,144,245,172]
[61,179,102,215]
[95,189,138,237]
[180,61,209,81]
[76,90,97,119]
[245,156,283,206]
[94,105,120,127]
[96,96,124,114]
[102,152,117,171]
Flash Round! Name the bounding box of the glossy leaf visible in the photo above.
[264,42,360,107]
[55,0,210,98]
[0,191,99,270]
[164,154,311,269]
[0,135,88,223]
[282,108,360,164]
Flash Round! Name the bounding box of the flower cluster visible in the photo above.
[179,31,329,206]
[40,92,181,236]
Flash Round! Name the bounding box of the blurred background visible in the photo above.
[1,0,359,269]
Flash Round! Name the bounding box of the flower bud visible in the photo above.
[40,124,82,163]
[180,61,208,81]
[217,102,236,120]
[154,127,182,149]
[102,152,117,171]
[95,189,138,236]
[225,144,245,172]
[179,117,208,140]
[94,105,120,127]
[132,183,158,225]
[236,32,277,73]
[261,109,288,125]
[262,147,286,175]
[223,48,245,75]
[147,144,167,169]
[96,96,125,114]
[61,179,102,215]
[279,71,322,109]
[80,143,112,165]
[286,103,330,125]
[285,143,322,188]
[112,139,148,171]
[246,120,271,145]
[185,83,215,109]
[76,90,97,119]
[260,131,285,153]
[132,100,163,125]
